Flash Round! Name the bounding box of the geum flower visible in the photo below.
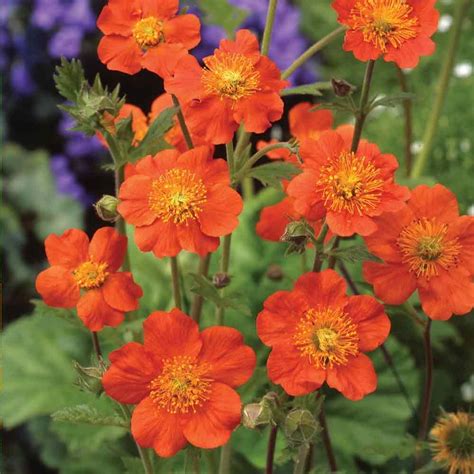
[332,0,439,68]
[102,309,256,457]
[36,227,142,331]
[287,129,410,237]
[97,0,200,76]
[363,184,474,320]
[257,270,390,400]
[118,146,243,257]
[165,29,289,145]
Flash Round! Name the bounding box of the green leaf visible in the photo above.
[188,273,251,316]
[52,403,128,428]
[197,0,247,35]
[54,57,86,102]
[323,338,420,471]
[326,244,382,264]
[248,162,301,188]
[129,106,177,163]
[0,310,91,427]
[281,82,332,97]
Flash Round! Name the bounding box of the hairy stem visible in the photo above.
[411,0,471,178]
[190,254,211,323]
[172,94,194,149]
[215,234,232,325]
[170,256,182,310]
[266,425,278,474]
[282,27,346,80]
[261,0,279,56]
[91,331,102,359]
[114,166,130,272]
[319,406,338,472]
[395,65,413,176]
[218,443,232,474]
[293,444,310,474]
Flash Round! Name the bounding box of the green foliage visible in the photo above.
[52,402,128,428]
[197,0,248,35]
[53,58,86,102]
[326,244,382,264]
[281,82,332,97]
[248,161,301,188]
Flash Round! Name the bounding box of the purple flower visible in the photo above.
[48,26,84,58]
[10,61,37,95]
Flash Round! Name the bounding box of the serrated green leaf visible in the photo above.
[54,58,86,102]
[326,244,382,264]
[248,162,301,188]
[52,403,128,428]
[281,82,332,97]
[129,106,177,163]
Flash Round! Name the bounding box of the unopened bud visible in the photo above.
[281,221,312,254]
[94,195,119,222]
[331,78,355,97]
[284,409,319,445]
[242,403,273,429]
[213,272,231,289]
[266,264,283,281]
[73,361,107,394]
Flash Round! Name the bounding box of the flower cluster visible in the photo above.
[33,0,474,470]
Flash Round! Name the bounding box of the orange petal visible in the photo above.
[177,220,220,256]
[139,0,179,19]
[408,184,459,223]
[198,327,256,387]
[89,227,127,272]
[141,43,188,78]
[76,289,124,331]
[163,14,200,49]
[44,228,89,269]
[102,272,143,312]
[36,266,79,308]
[98,35,142,75]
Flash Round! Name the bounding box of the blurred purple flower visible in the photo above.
[10,61,37,95]
[48,26,84,58]
[51,154,92,204]
[59,113,104,158]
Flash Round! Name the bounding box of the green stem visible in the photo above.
[351,60,376,153]
[415,319,433,469]
[395,65,413,176]
[402,302,427,328]
[411,0,471,178]
[261,0,278,56]
[226,141,235,175]
[172,94,194,150]
[218,443,232,474]
[312,223,329,272]
[91,331,102,359]
[215,234,232,325]
[293,444,310,474]
[114,166,131,272]
[319,406,337,472]
[282,26,346,80]
[190,253,212,323]
[266,425,278,474]
[170,256,182,309]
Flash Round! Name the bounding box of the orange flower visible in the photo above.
[286,130,410,236]
[97,0,201,76]
[35,227,142,331]
[149,93,212,152]
[256,196,322,243]
[332,0,439,68]
[102,309,256,457]
[165,29,288,144]
[98,103,149,147]
[257,270,390,400]
[118,146,243,257]
[257,103,335,163]
[363,185,474,320]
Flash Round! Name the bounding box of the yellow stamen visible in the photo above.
[202,52,260,102]
[349,0,418,52]
[293,307,359,369]
[149,356,212,414]
[73,261,109,289]
[133,16,164,49]
[317,151,384,215]
[148,169,207,225]
[397,218,461,279]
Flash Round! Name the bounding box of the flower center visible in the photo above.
[201,52,260,101]
[349,0,418,52]
[149,356,212,414]
[397,218,461,279]
[446,423,474,462]
[293,307,359,369]
[133,16,164,49]
[72,261,109,289]
[148,169,207,225]
[316,151,384,215]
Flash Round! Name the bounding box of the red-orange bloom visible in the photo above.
[97,0,200,77]
[257,103,335,163]
[257,270,390,400]
[287,130,410,236]
[333,0,439,68]
[165,29,288,144]
[118,146,243,257]
[102,309,256,457]
[364,185,474,320]
[256,196,322,243]
[35,227,142,331]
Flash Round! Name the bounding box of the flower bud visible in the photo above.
[213,272,231,289]
[242,403,273,430]
[94,195,119,222]
[331,78,355,97]
[284,409,320,445]
[281,221,312,254]
[73,361,106,394]
[266,264,283,281]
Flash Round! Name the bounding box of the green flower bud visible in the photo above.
[213,272,231,289]
[284,409,320,446]
[73,361,107,394]
[94,195,119,222]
